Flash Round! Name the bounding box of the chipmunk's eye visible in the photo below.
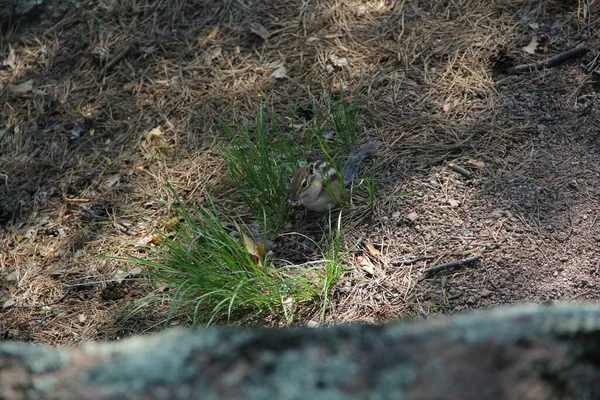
[301,179,308,188]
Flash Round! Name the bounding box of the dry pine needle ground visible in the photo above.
[1,0,600,345]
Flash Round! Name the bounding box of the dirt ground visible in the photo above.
[1,0,599,345]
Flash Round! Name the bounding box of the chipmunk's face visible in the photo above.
[290,161,341,213]
[291,162,319,203]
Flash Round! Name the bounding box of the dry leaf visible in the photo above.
[207,26,220,40]
[522,36,539,54]
[137,234,162,246]
[465,159,486,169]
[282,296,294,315]
[3,44,16,68]
[249,22,271,40]
[209,46,222,61]
[268,64,287,82]
[442,103,451,112]
[356,255,375,275]
[255,241,267,259]
[324,33,343,39]
[114,266,143,283]
[364,242,380,257]
[198,26,220,47]
[306,36,320,43]
[330,55,349,68]
[240,229,263,267]
[140,45,156,54]
[144,126,164,142]
[8,79,33,94]
[101,173,121,190]
[2,299,16,309]
[233,222,263,267]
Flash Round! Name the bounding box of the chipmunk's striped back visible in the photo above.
[290,160,342,213]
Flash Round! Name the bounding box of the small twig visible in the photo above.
[419,255,482,281]
[32,313,58,324]
[507,47,588,75]
[4,290,72,310]
[448,163,473,179]
[391,255,433,266]
[393,142,471,152]
[568,291,593,301]
[447,292,463,301]
[504,225,524,233]
[103,46,131,74]
[555,211,574,242]
[130,6,157,16]
[584,52,600,73]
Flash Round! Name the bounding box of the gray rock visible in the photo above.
[1,303,600,399]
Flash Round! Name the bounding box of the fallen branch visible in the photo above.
[419,255,481,281]
[103,46,131,74]
[448,163,473,179]
[507,47,588,74]
[392,255,433,266]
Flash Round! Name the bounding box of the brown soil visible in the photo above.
[1,0,599,345]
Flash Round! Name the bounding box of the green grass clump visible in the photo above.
[123,200,329,326]
[327,93,358,145]
[319,211,347,320]
[121,96,367,327]
[221,104,297,232]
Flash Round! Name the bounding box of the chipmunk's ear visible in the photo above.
[296,160,307,169]
[308,162,315,175]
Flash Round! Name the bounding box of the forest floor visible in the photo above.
[1,0,599,345]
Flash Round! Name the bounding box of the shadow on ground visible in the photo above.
[1,0,599,344]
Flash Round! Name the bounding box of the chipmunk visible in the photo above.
[290,141,380,213]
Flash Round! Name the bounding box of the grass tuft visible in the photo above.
[120,197,330,326]
[221,104,297,232]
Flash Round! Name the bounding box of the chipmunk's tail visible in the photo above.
[341,141,381,186]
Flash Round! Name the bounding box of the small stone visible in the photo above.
[536,124,547,134]
[449,199,460,208]
[480,289,493,298]
[306,320,320,328]
[490,209,504,218]
[406,212,419,222]
[553,271,559,277]
[391,211,402,219]
[2,299,16,309]
[6,271,18,281]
